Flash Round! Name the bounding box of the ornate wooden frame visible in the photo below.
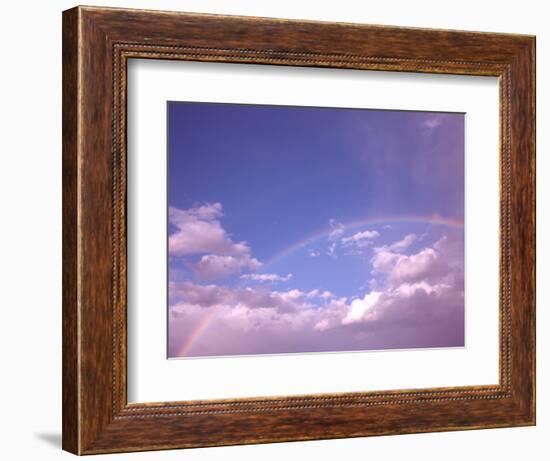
[62,5,535,455]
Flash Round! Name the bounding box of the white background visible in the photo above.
[0,0,546,460]
[128,60,499,402]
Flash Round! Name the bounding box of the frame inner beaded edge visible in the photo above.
[111,43,512,417]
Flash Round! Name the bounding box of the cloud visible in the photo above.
[371,234,416,269]
[372,234,459,286]
[328,219,345,240]
[170,282,315,314]
[341,229,379,250]
[370,234,418,272]
[241,272,293,283]
[169,203,262,279]
[327,220,381,257]
[342,230,379,243]
[342,291,381,325]
[423,114,452,133]
[424,117,443,129]
[388,247,446,284]
[371,248,400,272]
[308,249,320,257]
[194,254,262,280]
[169,203,247,256]
[386,233,417,252]
[307,289,334,300]
[169,232,464,357]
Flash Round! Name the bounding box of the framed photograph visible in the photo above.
[62,6,535,455]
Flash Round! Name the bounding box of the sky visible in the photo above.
[167,101,465,358]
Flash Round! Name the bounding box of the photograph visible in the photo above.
[167,102,465,358]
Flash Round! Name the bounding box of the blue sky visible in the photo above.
[167,102,464,357]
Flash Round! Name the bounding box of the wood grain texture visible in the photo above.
[62,7,80,454]
[62,5,536,455]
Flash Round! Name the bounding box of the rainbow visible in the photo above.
[262,214,463,268]
[176,311,217,357]
[174,214,463,357]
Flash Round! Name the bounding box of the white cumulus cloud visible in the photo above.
[240,272,293,283]
[169,203,262,279]
[341,229,380,250]
[328,219,345,240]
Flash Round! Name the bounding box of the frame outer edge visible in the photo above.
[62,6,536,454]
[507,36,536,424]
[527,35,536,425]
[531,36,537,425]
[62,6,81,455]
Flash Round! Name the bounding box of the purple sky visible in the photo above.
[167,102,465,358]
